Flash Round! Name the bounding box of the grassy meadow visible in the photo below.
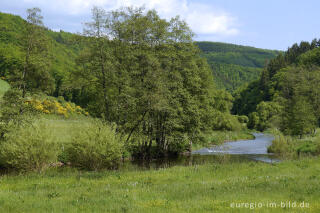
[0,157,319,212]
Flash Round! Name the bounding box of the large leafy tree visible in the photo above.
[14,8,54,97]
[285,96,317,137]
[74,7,113,120]
[74,7,236,158]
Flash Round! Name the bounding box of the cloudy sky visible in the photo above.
[1,0,319,50]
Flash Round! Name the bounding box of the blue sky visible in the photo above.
[1,0,319,50]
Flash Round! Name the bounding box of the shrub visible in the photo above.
[212,111,242,131]
[25,96,89,118]
[66,121,124,170]
[248,101,282,131]
[0,89,24,124]
[0,121,58,171]
[267,134,296,158]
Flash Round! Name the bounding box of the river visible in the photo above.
[192,133,279,163]
[121,133,279,171]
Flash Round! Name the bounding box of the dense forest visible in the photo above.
[233,39,320,136]
[196,41,280,91]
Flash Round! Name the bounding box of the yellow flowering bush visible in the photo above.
[25,98,89,117]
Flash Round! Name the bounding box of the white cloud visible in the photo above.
[185,3,239,36]
[21,0,239,37]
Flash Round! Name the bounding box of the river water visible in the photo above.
[121,133,279,170]
[192,133,279,163]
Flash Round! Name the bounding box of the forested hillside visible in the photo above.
[0,12,81,97]
[196,41,280,91]
[233,39,320,136]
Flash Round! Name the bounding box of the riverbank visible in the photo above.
[0,157,319,212]
[267,129,320,158]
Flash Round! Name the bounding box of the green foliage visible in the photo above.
[17,8,54,96]
[0,79,10,98]
[235,40,320,136]
[65,121,124,170]
[233,40,320,117]
[267,134,295,157]
[232,80,264,116]
[205,90,243,131]
[0,120,59,171]
[296,141,320,156]
[0,88,40,139]
[247,101,282,131]
[236,115,249,124]
[70,7,241,158]
[0,12,25,45]
[0,88,23,122]
[211,111,242,131]
[272,66,320,135]
[0,12,82,98]
[209,63,262,91]
[0,8,245,159]
[268,129,320,157]
[283,96,317,136]
[196,41,279,91]
[298,47,320,66]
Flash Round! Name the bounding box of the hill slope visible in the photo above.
[195,41,280,91]
[0,12,279,95]
[0,12,81,97]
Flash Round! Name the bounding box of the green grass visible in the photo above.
[37,115,94,144]
[0,79,10,98]
[0,157,319,212]
[267,129,320,158]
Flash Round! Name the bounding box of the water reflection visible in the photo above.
[120,154,253,171]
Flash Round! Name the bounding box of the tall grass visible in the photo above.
[268,128,320,158]
[0,158,319,212]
